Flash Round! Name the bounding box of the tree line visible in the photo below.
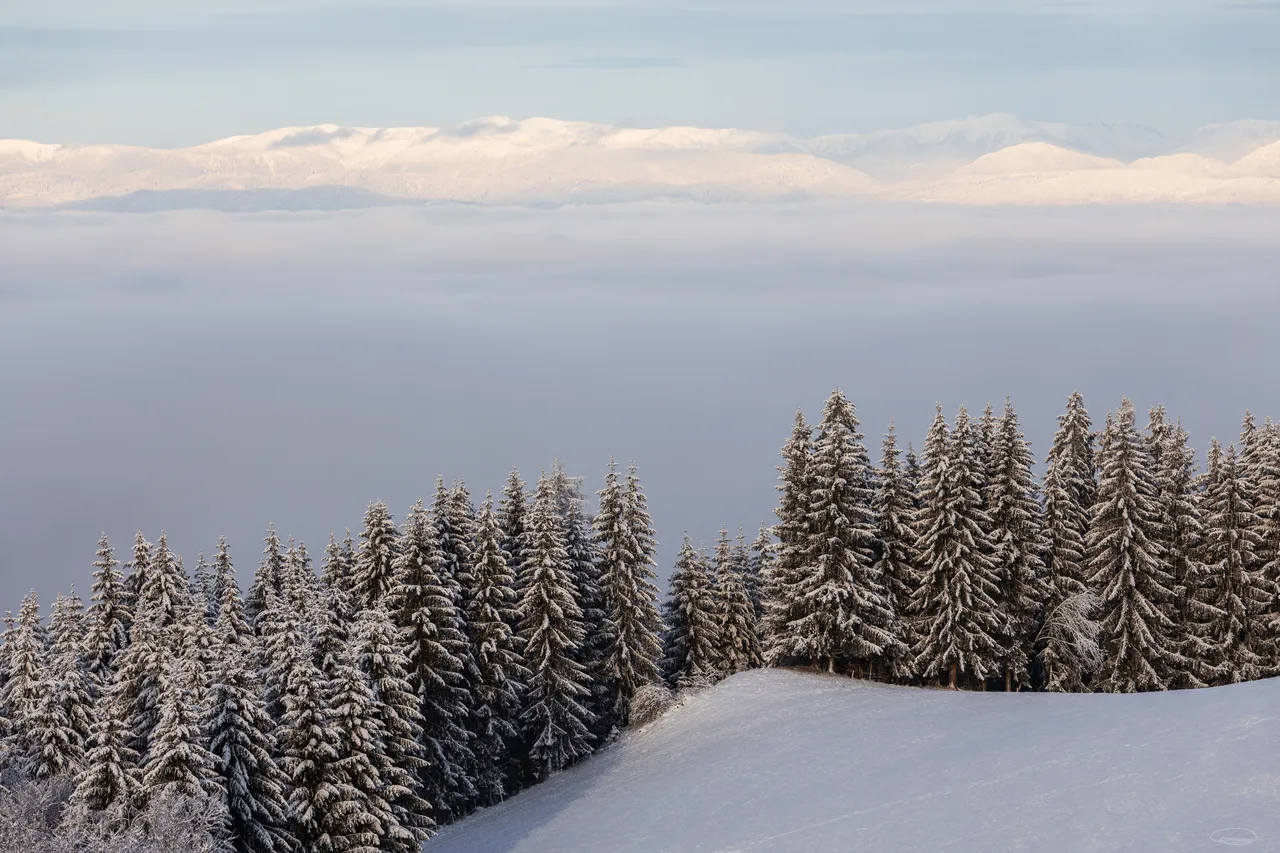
[2,388,1278,851]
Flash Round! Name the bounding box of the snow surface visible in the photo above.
[4,115,1280,209]
[429,669,1280,853]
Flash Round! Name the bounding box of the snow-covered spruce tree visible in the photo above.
[465,494,527,808]
[763,410,814,666]
[354,604,434,849]
[520,474,595,782]
[205,557,292,853]
[784,390,902,676]
[71,687,143,822]
[714,528,762,676]
[354,501,400,613]
[246,526,286,632]
[903,444,923,510]
[206,537,234,626]
[85,534,132,691]
[324,621,395,853]
[746,524,774,621]
[1087,401,1180,693]
[594,461,664,724]
[282,540,319,629]
[874,424,919,678]
[1255,420,1280,673]
[660,535,721,689]
[498,468,530,586]
[389,498,475,824]
[140,655,222,807]
[2,593,47,760]
[121,532,153,627]
[1039,391,1098,692]
[1199,440,1270,685]
[909,407,1003,689]
[192,553,216,626]
[25,592,95,778]
[987,399,1049,691]
[1149,413,1213,689]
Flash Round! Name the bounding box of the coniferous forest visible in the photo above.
[2,391,1279,851]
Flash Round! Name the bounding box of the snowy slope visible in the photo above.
[4,115,1280,209]
[429,669,1280,853]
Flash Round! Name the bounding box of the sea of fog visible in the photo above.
[1,202,1277,608]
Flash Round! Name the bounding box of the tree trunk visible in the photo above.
[948,662,958,690]
[827,655,836,674]
[1005,667,1012,693]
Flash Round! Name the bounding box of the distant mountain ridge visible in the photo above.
[3,114,1279,210]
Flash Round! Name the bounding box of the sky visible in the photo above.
[2,204,1278,608]
[2,0,1279,145]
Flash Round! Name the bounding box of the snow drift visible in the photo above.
[429,669,1280,853]
[3,115,1280,210]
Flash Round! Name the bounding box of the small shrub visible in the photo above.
[629,682,675,729]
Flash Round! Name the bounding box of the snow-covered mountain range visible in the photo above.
[3,114,1280,210]
[430,669,1280,853]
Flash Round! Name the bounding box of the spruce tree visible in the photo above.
[389,498,475,824]
[72,689,143,821]
[784,390,901,676]
[1039,391,1098,692]
[354,604,434,848]
[660,535,721,688]
[206,557,292,853]
[26,591,94,778]
[713,528,762,675]
[141,655,221,805]
[121,531,153,627]
[1,593,46,759]
[746,524,773,621]
[763,411,814,665]
[498,468,530,585]
[465,494,527,807]
[1087,401,1179,693]
[909,407,1003,689]
[85,534,131,690]
[874,424,919,678]
[1255,420,1280,673]
[987,399,1049,691]
[192,552,216,626]
[520,474,594,781]
[246,526,286,631]
[1200,441,1269,685]
[354,502,400,612]
[594,461,664,723]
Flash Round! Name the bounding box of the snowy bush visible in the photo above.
[629,683,674,728]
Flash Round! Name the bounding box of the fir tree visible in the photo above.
[783,390,901,676]
[520,474,594,781]
[1,593,47,759]
[354,604,435,849]
[121,532,153,627]
[1087,401,1179,693]
[466,494,528,807]
[763,411,814,665]
[141,655,221,804]
[1255,420,1280,672]
[389,499,475,824]
[874,424,919,678]
[660,535,721,688]
[498,468,530,585]
[354,502,400,612]
[85,534,131,690]
[72,689,143,821]
[746,524,773,621]
[283,540,319,628]
[909,407,1003,689]
[594,461,664,723]
[987,399,1048,691]
[192,552,216,626]
[1039,391,1098,692]
[1200,441,1269,685]
[713,528,762,675]
[26,591,94,778]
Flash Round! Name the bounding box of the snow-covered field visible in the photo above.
[4,115,1280,210]
[431,669,1280,853]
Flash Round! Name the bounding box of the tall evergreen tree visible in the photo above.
[247,526,286,631]
[390,499,475,823]
[466,494,528,807]
[26,591,94,778]
[191,552,216,626]
[85,534,131,690]
[1039,391,1098,692]
[354,502,400,612]
[713,528,762,675]
[909,407,1003,689]
[72,688,142,822]
[354,604,434,849]
[660,535,721,688]
[141,655,221,805]
[121,532,153,627]
[0,593,45,758]
[520,474,594,781]
[594,461,664,723]
[783,390,901,675]
[1255,420,1280,673]
[987,399,1048,691]
[746,524,773,621]
[763,411,814,665]
[498,468,530,585]
[1200,441,1269,685]
[1087,401,1179,693]
[874,424,919,678]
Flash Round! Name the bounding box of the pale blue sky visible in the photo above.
[2,0,1278,145]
